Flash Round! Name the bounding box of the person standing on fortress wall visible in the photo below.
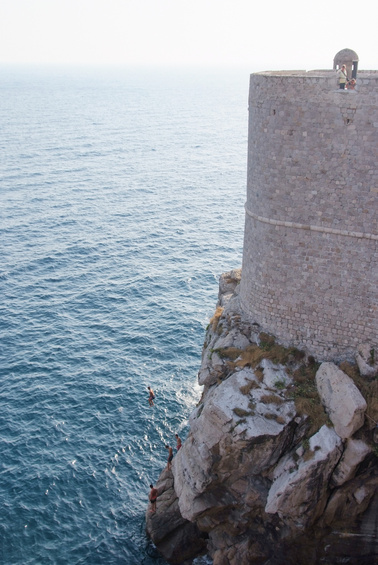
[337,64,348,89]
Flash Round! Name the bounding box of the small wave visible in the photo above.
[0,65,246,565]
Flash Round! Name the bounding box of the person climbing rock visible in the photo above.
[165,445,173,470]
[175,433,182,451]
[149,484,158,513]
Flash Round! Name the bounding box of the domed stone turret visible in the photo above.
[333,48,359,78]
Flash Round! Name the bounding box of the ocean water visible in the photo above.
[0,66,248,564]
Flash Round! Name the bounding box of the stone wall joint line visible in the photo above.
[245,205,378,241]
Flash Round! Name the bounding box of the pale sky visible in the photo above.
[0,0,376,71]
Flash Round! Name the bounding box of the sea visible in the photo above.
[0,65,249,564]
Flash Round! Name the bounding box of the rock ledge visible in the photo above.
[146,270,378,565]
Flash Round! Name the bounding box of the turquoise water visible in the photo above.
[0,66,248,564]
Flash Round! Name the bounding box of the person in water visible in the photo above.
[165,445,173,470]
[175,433,182,451]
[149,484,158,513]
[147,386,155,406]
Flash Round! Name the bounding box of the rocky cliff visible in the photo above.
[146,270,378,565]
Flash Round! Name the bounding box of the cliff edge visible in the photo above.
[146,270,378,565]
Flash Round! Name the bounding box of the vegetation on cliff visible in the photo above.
[146,270,378,565]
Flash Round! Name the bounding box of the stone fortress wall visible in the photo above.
[239,54,378,361]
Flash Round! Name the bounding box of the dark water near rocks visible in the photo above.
[0,66,248,564]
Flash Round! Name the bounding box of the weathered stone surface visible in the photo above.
[156,521,206,565]
[175,367,296,522]
[210,329,250,353]
[209,530,269,565]
[331,438,371,486]
[218,269,242,297]
[265,425,343,529]
[145,468,206,564]
[356,343,378,377]
[316,362,367,438]
[322,470,378,529]
[147,275,378,565]
[260,358,292,388]
[198,289,259,389]
[198,352,224,388]
[145,469,186,544]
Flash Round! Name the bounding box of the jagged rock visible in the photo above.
[265,425,343,529]
[198,355,226,388]
[145,468,207,564]
[218,269,242,297]
[198,340,247,386]
[227,328,251,351]
[331,438,371,486]
[316,362,367,438]
[210,328,251,352]
[260,358,291,388]
[198,284,258,389]
[174,368,296,522]
[319,485,378,563]
[321,470,378,528]
[356,343,378,377]
[209,530,268,565]
[147,272,378,565]
[198,365,220,388]
[145,469,185,543]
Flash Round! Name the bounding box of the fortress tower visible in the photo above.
[239,50,378,361]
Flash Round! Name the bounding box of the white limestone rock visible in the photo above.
[219,292,233,307]
[172,436,215,520]
[331,438,371,486]
[353,486,369,505]
[193,369,295,445]
[315,362,367,439]
[174,368,296,521]
[197,366,214,387]
[210,329,249,352]
[218,269,242,297]
[230,330,251,351]
[260,358,292,388]
[265,425,343,529]
[198,343,224,387]
[148,270,378,565]
[355,343,378,377]
[198,363,223,387]
[198,317,251,387]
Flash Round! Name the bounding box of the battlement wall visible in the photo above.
[239,70,378,361]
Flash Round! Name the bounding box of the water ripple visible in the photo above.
[0,66,247,565]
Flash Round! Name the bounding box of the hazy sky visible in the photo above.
[0,0,376,71]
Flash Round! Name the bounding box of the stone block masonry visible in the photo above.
[239,68,378,361]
